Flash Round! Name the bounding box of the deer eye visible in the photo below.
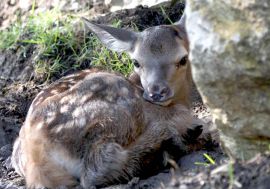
[132,59,140,68]
[176,55,188,68]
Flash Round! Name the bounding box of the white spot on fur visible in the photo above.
[60,83,67,88]
[68,79,76,84]
[46,112,57,124]
[72,108,81,117]
[120,87,129,96]
[36,122,44,130]
[51,89,59,95]
[60,105,69,113]
[55,126,64,133]
[76,117,86,127]
[60,96,70,104]
[64,74,76,79]
[69,97,77,104]
[48,111,56,117]
[79,95,92,104]
[90,83,101,90]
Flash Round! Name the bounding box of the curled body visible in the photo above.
[12,69,193,188]
[11,12,208,188]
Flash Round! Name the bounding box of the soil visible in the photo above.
[0,0,108,30]
[0,1,270,189]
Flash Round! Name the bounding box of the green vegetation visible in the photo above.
[88,20,134,76]
[0,23,21,50]
[159,5,173,24]
[228,161,234,189]
[0,8,133,81]
[195,153,216,166]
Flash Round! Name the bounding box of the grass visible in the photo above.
[194,153,216,166]
[159,5,174,24]
[228,161,234,189]
[0,23,21,50]
[87,20,134,76]
[0,8,133,81]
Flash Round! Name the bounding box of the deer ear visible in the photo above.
[174,11,188,42]
[82,17,138,52]
[174,11,186,31]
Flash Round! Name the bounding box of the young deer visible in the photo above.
[11,14,206,188]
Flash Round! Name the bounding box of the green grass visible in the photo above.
[0,23,21,50]
[159,5,174,24]
[228,161,234,189]
[87,20,134,76]
[195,153,216,166]
[0,8,133,81]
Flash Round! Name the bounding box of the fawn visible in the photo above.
[11,13,207,188]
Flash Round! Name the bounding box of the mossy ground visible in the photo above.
[0,8,134,82]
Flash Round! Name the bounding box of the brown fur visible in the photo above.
[11,18,210,188]
[12,70,195,188]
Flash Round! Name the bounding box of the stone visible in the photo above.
[186,0,270,160]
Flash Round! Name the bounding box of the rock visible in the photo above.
[186,1,270,160]
[18,0,32,10]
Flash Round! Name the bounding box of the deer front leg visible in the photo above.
[123,124,188,177]
[184,117,219,152]
[81,125,187,188]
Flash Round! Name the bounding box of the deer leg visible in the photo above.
[123,124,187,178]
[185,117,219,152]
[81,140,129,188]
[81,125,187,188]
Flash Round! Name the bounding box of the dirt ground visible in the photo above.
[0,1,270,189]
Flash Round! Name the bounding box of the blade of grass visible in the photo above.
[194,162,210,166]
[228,161,234,189]
[203,153,216,165]
[159,5,173,24]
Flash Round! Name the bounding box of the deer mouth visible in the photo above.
[142,92,173,106]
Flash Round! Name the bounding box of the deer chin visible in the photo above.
[153,99,172,106]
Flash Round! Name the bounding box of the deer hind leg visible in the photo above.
[81,126,187,188]
[81,140,129,188]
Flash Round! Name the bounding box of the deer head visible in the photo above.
[82,13,191,107]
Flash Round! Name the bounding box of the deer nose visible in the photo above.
[160,86,169,96]
[148,85,170,101]
[149,93,162,101]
